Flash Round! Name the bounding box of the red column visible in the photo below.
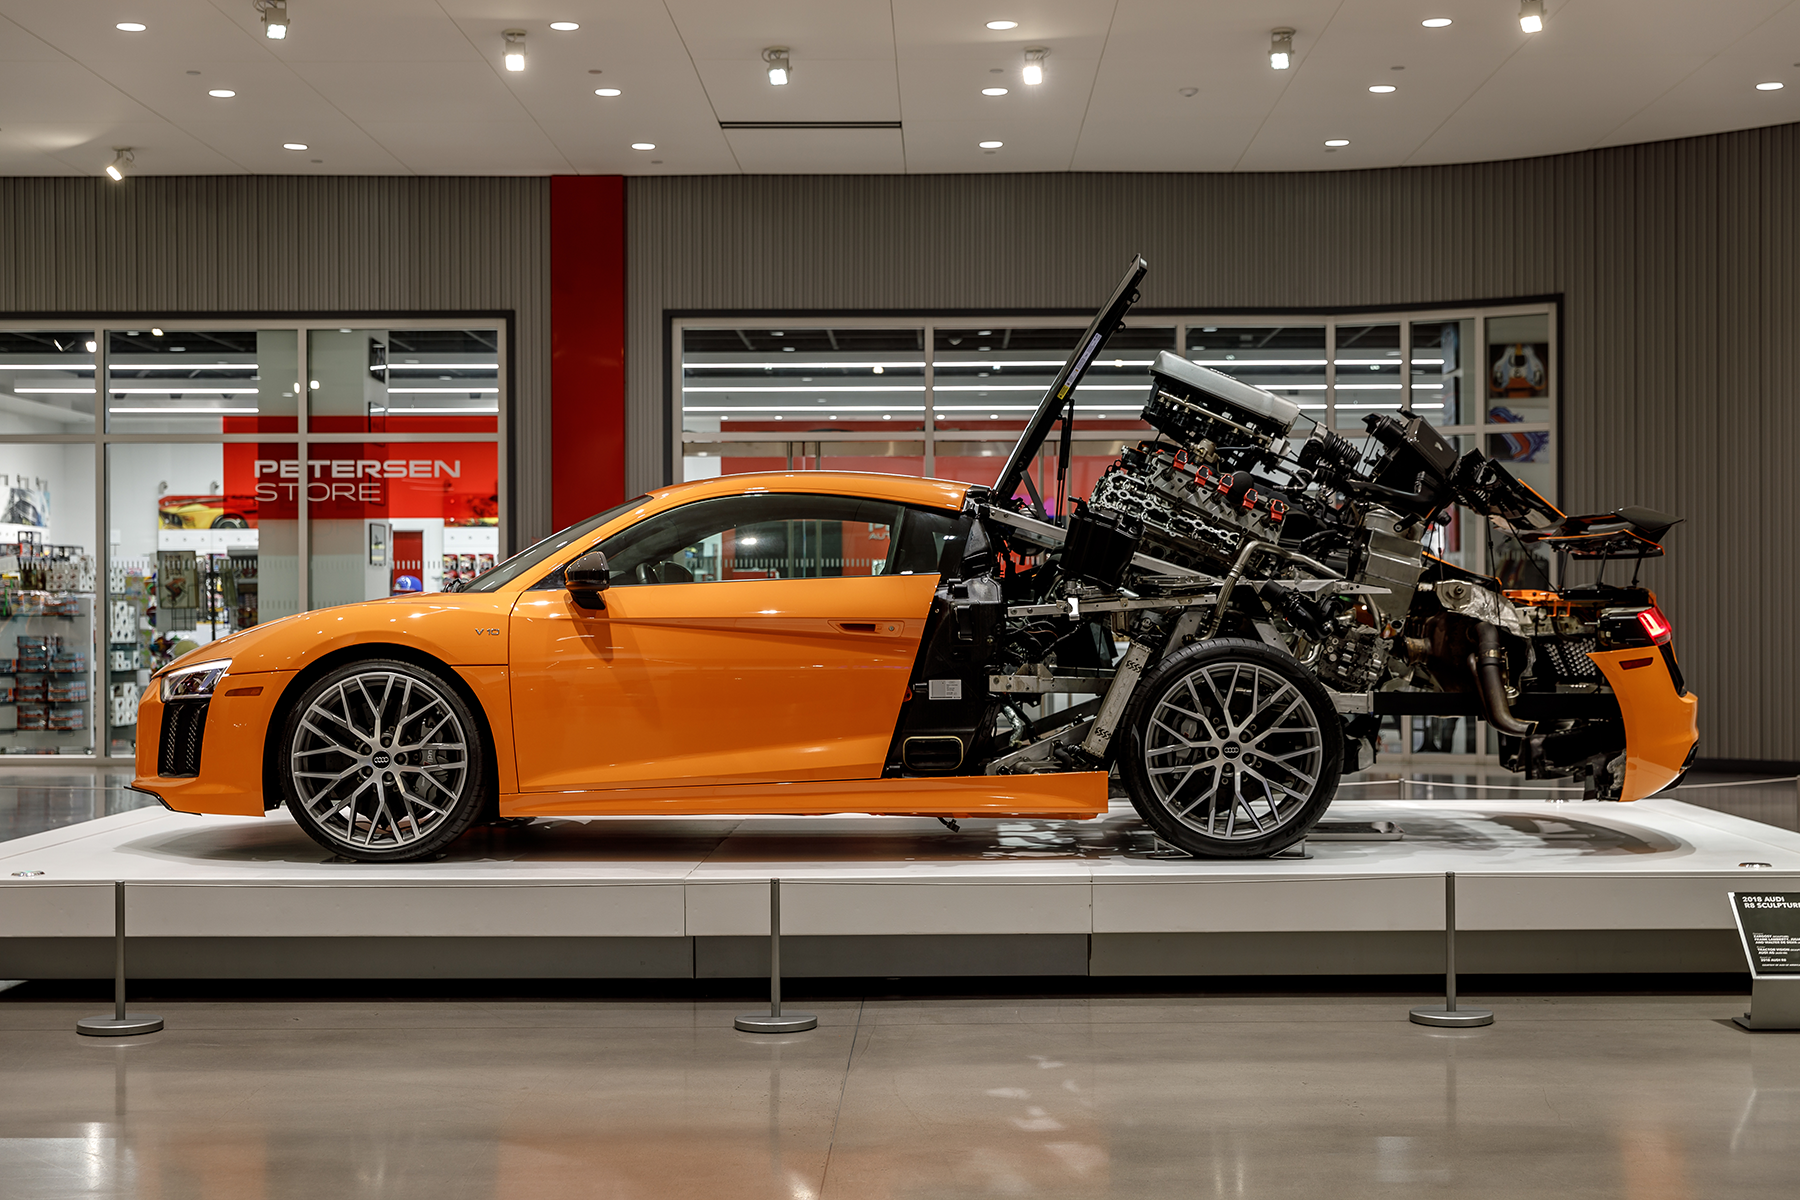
[550,175,626,530]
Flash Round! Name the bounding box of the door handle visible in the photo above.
[832,621,901,634]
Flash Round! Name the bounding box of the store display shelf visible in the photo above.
[2,797,1795,981]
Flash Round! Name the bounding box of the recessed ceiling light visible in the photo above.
[1519,0,1544,34]
[982,87,1008,96]
[550,22,580,32]
[595,88,621,97]
[986,21,1018,31]
[1324,139,1350,147]
[1023,46,1047,85]
[1369,84,1396,93]
[1422,18,1452,28]
[116,22,146,32]
[979,140,1004,149]
[283,143,308,150]
[631,142,656,150]
[1755,81,1785,90]
[209,89,236,98]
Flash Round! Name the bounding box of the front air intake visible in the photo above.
[158,700,209,777]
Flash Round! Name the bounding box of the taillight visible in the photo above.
[1637,607,1672,645]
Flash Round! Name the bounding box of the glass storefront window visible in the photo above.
[0,444,96,755]
[680,326,928,484]
[1486,313,1553,424]
[1,330,96,433]
[310,328,500,435]
[0,318,507,762]
[1411,318,1475,425]
[1333,324,1404,424]
[106,329,298,434]
[307,443,500,605]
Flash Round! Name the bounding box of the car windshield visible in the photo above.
[458,496,650,593]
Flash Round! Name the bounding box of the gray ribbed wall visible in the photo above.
[628,124,1800,763]
[0,175,552,542]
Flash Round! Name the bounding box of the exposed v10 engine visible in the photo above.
[888,254,1700,859]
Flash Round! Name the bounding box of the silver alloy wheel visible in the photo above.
[1141,659,1326,841]
[289,670,470,852]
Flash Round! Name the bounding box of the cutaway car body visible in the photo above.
[135,257,1698,861]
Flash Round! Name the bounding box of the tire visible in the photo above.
[211,514,250,529]
[278,659,489,862]
[1118,638,1342,858]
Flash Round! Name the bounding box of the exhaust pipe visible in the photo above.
[1468,622,1533,736]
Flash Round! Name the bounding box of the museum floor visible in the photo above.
[3,768,1799,1197]
[1,986,1796,1198]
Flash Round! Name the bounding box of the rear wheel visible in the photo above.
[279,659,488,862]
[1119,639,1341,858]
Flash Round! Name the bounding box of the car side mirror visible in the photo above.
[566,549,610,610]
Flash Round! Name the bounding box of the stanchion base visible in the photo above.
[76,1014,164,1037]
[1409,1006,1493,1027]
[734,1012,817,1033]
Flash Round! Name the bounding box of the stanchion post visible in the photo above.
[734,879,817,1033]
[76,882,163,1037]
[1410,871,1494,1028]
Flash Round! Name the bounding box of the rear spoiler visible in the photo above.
[990,254,1147,514]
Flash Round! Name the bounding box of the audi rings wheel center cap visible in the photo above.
[1221,742,1242,760]
[371,752,392,768]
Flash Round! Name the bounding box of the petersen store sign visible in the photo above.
[225,443,497,521]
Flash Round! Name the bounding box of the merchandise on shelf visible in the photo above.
[51,651,87,674]
[48,679,87,703]
[48,707,85,731]
[109,682,139,728]
[13,677,46,702]
[0,684,11,703]
[0,657,11,674]
[15,703,46,730]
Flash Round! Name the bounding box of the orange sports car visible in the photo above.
[133,256,1697,862]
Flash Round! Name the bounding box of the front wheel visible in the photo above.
[279,659,489,862]
[1118,639,1342,858]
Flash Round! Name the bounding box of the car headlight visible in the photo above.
[162,658,231,702]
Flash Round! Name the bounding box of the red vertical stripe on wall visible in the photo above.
[550,175,626,529]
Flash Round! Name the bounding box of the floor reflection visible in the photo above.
[5,991,1799,1198]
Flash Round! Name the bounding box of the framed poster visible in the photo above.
[368,522,387,567]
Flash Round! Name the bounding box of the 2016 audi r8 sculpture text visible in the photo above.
[134,257,1698,861]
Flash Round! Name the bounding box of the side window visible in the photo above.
[600,493,938,586]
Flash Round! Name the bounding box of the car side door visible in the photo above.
[508,492,955,792]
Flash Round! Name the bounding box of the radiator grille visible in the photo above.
[158,700,210,777]
[1540,638,1600,681]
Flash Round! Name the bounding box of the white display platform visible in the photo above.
[2,796,1795,980]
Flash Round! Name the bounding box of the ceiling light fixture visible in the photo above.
[503,29,527,72]
[979,140,1004,149]
[550,22,580,32]
[1270,28,1295,70]
[209,89,236,98]
[764,47,791,86]
[631,142,656,150]
[595,87,621,96]
[982,87,1008,96]
[116,22,147,33]
[1756,81,1784,90]
[1022,46,1047,85]
[1369,84,1396,93]
[986,20,1018,31]
[283,142,308,150]
[255,1,288,40]
[1324,139,1350,147]
[1422,18,1452,28]
[1519,1,1544,33]
[104,148,133,182]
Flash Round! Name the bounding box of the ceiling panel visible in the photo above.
[723,126,906,173]
[0,0,1794,178]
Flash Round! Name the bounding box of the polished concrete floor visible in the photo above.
[1,987,1797,1198]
